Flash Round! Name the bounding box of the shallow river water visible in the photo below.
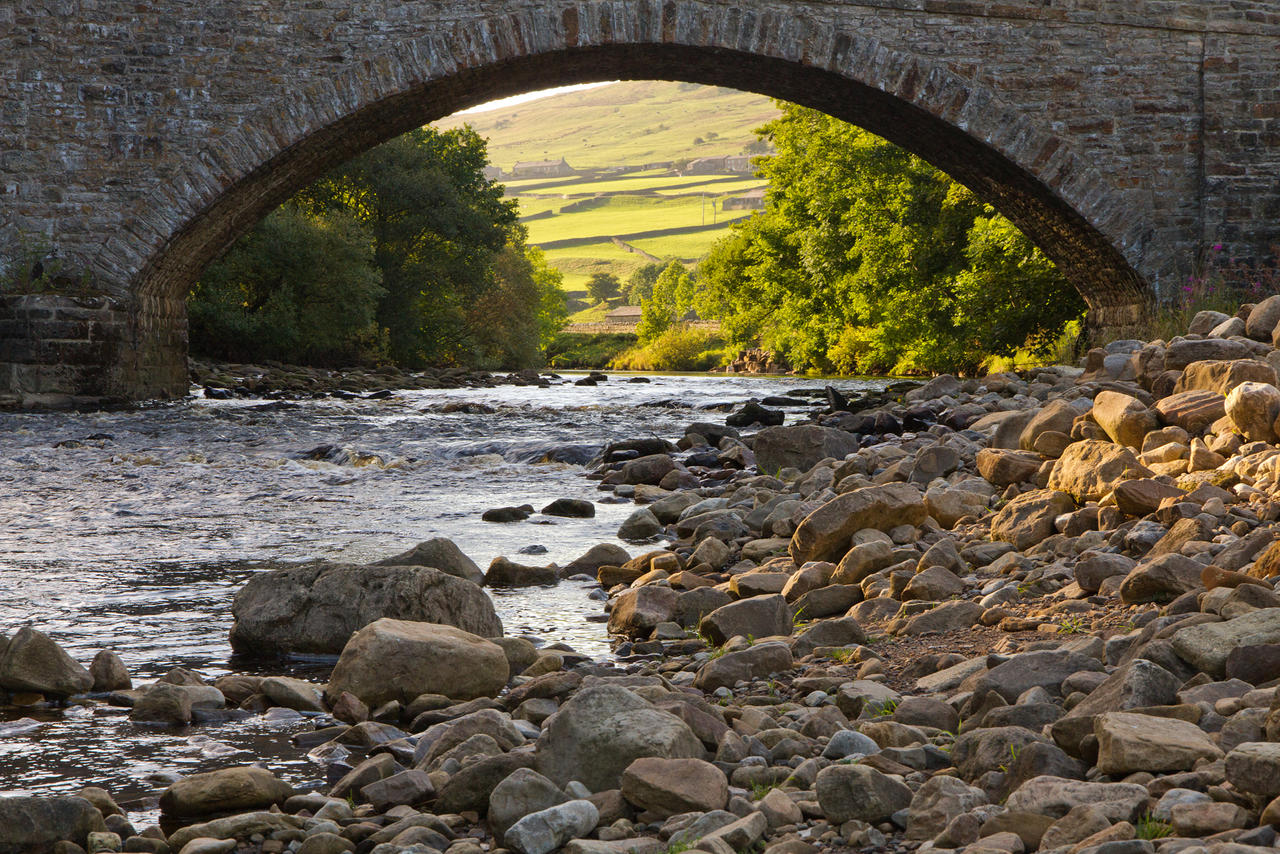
[0,372,881,821]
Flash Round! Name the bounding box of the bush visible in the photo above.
[546,333,637,369]
[610,325,727,371]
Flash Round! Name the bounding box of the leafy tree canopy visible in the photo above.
[698,103,1084,375]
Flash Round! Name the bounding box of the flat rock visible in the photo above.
[1171,608,1280,677]
[1094,712,1223,775]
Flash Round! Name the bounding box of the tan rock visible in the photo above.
[1019,399,1080,452]
[789,483,924,564]
[1224,380,1280,442]
[1111,478,1184,516]
[1047,440,1153,502]
[159,766,293,817]
[620,757,728,817]
[1092,391,1158,449]
[1154,390,1227,435]
[976,449,1043,487]
[324,619,509,707]
[1094,712,1223,775]
[1175,358,1277,395]
[989,490,1076,550]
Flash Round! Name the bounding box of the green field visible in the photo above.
[436,81,778,171]
[434,81,777,303]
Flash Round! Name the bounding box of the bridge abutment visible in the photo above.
[0,293,186,406]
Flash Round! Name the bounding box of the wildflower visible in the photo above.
[1213,244,1224,251]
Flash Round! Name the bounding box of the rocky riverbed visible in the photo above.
[14,299,1280,854]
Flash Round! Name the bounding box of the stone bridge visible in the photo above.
[3,0,1280,401]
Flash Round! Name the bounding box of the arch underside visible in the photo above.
[114,39,1153,342]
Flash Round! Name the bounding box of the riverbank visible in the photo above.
[10,299,1280,852]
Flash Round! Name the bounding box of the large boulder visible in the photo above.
[698,595,791,646]
[989,490,1075,550]
[1164,339,1256,372]
[790,483,925,564]
[1118,553,1205,605]
[1154,390,1227,435]
[608,586,679,639]
[0,797,106,854]
[488,769,570,843]
[229,563,502,656]
[1170,608,1280,677]
[1225,381,1280,442]
[1092,391,1158,449]
[1004,776,1148,822]
[1246,294,1280,340]
[1175,358,1277,395]
[1047,440,1152,502]
[693,642,794,691]
[976,449,1043,487]
[815,764,912,824]
[374,537,484,585]
[753,425,859,474]
[535,685,704,791]
[325,619,509,707]
[159,766,293,818]
[0,627,92,697]
[1094,712,1223,775]
[620,758,728,817]
[1019,399,1080,452]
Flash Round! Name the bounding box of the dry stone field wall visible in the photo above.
[3,0,1280,398]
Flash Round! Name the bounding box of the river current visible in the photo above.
[0,372,881,821]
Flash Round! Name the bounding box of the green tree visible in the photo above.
[189,206,384,365]
[698,103,1084,374]
[298,126,520,367]
[622,262,663,305]
[637,260,694,344]
[586,271,621,304]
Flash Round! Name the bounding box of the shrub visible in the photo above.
[610,325,727,371]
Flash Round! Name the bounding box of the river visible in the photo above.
[0,372,882,821]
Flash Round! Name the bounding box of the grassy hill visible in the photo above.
[433,82,779,310]
[436,81,779,171]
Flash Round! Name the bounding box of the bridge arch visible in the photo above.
[11,1,1173,400]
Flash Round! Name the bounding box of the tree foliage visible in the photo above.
[637,260,695,344]
[586,271,622,304]
[698,104,1085,374]
[191,126,566,370]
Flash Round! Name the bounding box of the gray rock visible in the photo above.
[694,642,793,692]
[374,537,484,585]
[698,595,791,646]
[504,800,599,854]
[1094,712,1223,774]
[1171,608,1280,677]
[229,562,502,656]
[1118,553,1205,604]
[1074,553,1136,594]
[608,586,679,639]
[129,682,194,725]
[822,729,881,759]
[1225,741,1280,797]
[1004,775,1148,822]
[753,426,860,475]
[815,764,912,824]
[898,600,983,635]
[88,651,130,692]
[165,813,304,853]
[905,775,987,841]
[325,619,509,707]
[159,766,293,817]
[618,508,664,541]
[620,757,728,817]
[0,796,105,853]
[489,769,569,842]
[535,684,703,791]
[0,627,92,697]
[974,649,1103,702]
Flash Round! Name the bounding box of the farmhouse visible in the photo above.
[511,158,575,178]
[685,155,728,174]
[604,305,643,325]
[722,187,766,210]
[726,155,752,172]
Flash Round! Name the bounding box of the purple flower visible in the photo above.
[1182,285,1194,293]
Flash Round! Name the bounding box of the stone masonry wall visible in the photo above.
[2,1,1280,397]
